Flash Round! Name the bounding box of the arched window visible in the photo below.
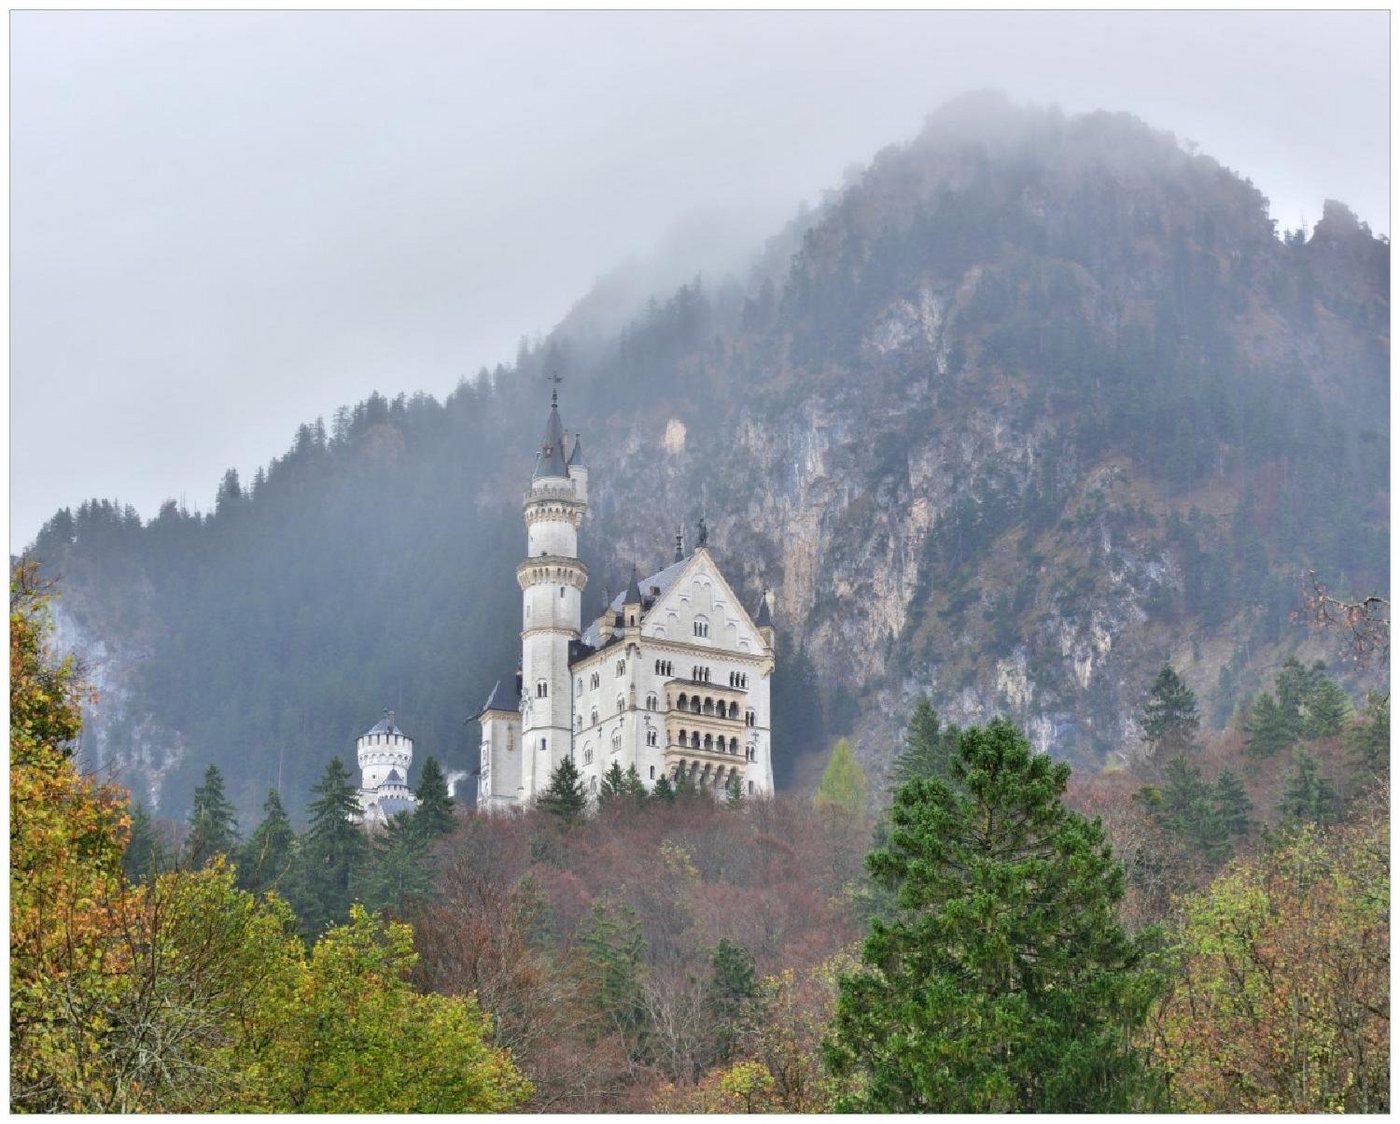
[646,693,657,711]
[616,695,625,714]
[690,697,701,714]
[703,733,713,750]
[677,692,688,709]
[728,702,740,720]
[583,743,594,764]
[690,731,700,748]
[729,737,739,754]
[590,672,600,690]
[693,617,709,638]
[679,727,687,743]
[616,658,625,676]
[703,698,715,716]
[649,765,656,780]
[647,728,658,747]
[612,732,622,754]
[575,679,583,697]
[745,709,755,726]
[536,679,548,698]
[590,708,598,726]
[540,737,548,753]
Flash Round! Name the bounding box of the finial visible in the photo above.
[674,528,685,563]
[697,515,708,548]
[545,369,564,407]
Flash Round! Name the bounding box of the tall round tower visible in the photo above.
[518,389,588,797]
[356,709,417,823]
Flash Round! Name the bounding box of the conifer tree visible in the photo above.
[651,775,677,804]
[708,938,758,1062]
[237,789,296,896]
[1348,691,1389,775]
[1277,750,1338,825]
[825,720,1165,1112]
[185,765,240,869]
[1275,657,1325,736]
[536,756,587,823]
[293,757,367,937]
[413,756,455,838]
[122,802,166,883]
[1142,665,1200,757]
[599,760,629,805]
[813,738,868,818]
[1212,769,1252,840]
[1243,693,1294,757]
[362,812,431,915]
[1300,679,1352,740]
[724,772,744,808]
[887,697,960,789]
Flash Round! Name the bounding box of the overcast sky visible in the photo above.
[10,9,1389,552]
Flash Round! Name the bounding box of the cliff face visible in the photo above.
[29,96,1388,818]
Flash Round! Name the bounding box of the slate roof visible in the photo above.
[754,592,772,628]
[578,556,692,648]
[482,678,517,713]
[567,433,585,468]
[366,711,406,737]
[532,401,569,479]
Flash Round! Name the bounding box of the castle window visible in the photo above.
[540,738,548,753]
[583,743,594,764]
[616,659,625,676]
[590,708,598,726]
[560,586,565,598]
[690,697,701,714]
[646,693,657,710]
[728,702,740,719]
[693,618,709,638]
[745,709,755,726]
[536,679,548,698]
[590,672,600,690]
[748,780,754,794]
[647,728,658,747]
[616,695,625,714]
[650,765,656,780]
[612,732,622,753]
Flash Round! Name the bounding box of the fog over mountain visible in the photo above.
[9,9,1388,552]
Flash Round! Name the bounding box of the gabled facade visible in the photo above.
[477,394,775,811]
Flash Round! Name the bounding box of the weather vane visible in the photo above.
[545,368,564,406]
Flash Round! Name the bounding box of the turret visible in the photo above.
[567,432,588,503]
[356,709,417,824]
[519,388,588,798]
[755,588,775,651]
[622,565,644,629]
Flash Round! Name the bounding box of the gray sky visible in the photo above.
[10,10,1389,552]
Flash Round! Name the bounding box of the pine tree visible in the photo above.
[1300,679,1352,740]
[579,900,649,1059]
[888,697,960,789]
[708,938,758,1062]
[293,757,368,937]
[825,720,1165,1112]
[1275,657,1324,736]
[237,789,296,896]
[1348,692,1389,775]
[185,765,240,869]
[1212,769,1252,839]
[1277,750,1339,825]
[598,760,629,807]
[122,802,166,883]
[1142,665,1200,757]
[536,756,587,823]
[413,756,455,838]
[362,811,431,915]
[813,738,868,818]
[1243,693,1294,758]
[724,772,744,808]
[651,775,677,804]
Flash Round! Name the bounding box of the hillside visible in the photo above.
[26,93,1389,822]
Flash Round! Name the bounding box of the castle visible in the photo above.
[476,390,776,810]
[354,709,418,826]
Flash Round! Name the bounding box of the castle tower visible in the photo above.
[517,388,588,798]
[356,709,417,825]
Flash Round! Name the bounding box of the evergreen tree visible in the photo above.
[1212,769,1252,840]
[887,697,960,789]
[1348,691,1389,775]
[362,812,431,915]
[651,775,677,804]
[185,765,240,869]
[579,900,649,1059]
[825,720,1165,1112]
[1275,657,1324,736]
[237,789,296,896]
[1243,693,1294,758]
[122,802,166,883]
[598,760,629,807]
[536,756,587,823]
[1300,679,1352,740]
[293,757,368,937]
[724,772,744,808]
[708,938,758,1062]
[413,756,455,838]
[1277,750,1339,826]
[1141,665,1200,757]
[813,738,868,818]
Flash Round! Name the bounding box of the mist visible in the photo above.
[10,9,1388,551]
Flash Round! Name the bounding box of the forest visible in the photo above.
[12,559,1388,1112]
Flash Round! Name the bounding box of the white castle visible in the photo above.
[355,709,418,826]
[476,390,776,810]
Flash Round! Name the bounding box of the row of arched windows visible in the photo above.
[727,671,748,689]
[692,665,712,683]
[655,660,674,676]
[675,728,742,754]
[676,692,741,720]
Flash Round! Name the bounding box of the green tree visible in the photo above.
[598,760,630,807]
[185,765,240,869]
[1150,755,1230,862]
[578,899,649,1059]
[1275,656,1324,736]
[123,802,167,883]
[1300,679,1352,739]
[651,775,677,804]
[292,757,367,937]
[1348,691,1389,775]
[536,756,587,823]
[825,720,1165,1112]
[708,938,758,1063]
[1141,665,1200,757]
[1277,750,1338,825]
[361,811,431,915]
[813,738,868,818]
[1212,769,1252,840]
[413,756,455,838]
[724,772,745,808]
[1243,693,1294,758]
[237,789,296,896]
[887,697,959,789]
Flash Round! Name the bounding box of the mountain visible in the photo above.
[27,93,1388,823]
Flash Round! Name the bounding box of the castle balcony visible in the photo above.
[664,746,747,791]
[664,680,747,723]
[664,714,752,761]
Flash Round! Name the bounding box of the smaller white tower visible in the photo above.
[356,709,417,826]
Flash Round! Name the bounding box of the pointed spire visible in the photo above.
[532,390,569,480]
[567,431,586,468]
[624,564,644,606]
[755,589,773,628]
